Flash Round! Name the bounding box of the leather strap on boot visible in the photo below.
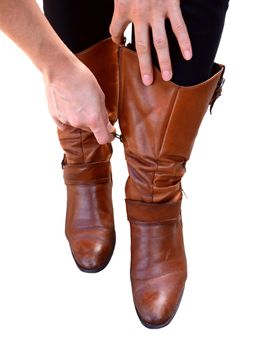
[125,198,182,225]
[61,153,112,185]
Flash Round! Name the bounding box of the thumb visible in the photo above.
[107,121,116,133]
[89,117,114,145]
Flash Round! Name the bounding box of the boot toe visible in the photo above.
[133,280,185,328]
[69,228,115,272]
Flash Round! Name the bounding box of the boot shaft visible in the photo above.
[117,43,225,202]
[57,38,120,165]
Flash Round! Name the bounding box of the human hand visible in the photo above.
[43,57,116,145]
[109,0,192,86]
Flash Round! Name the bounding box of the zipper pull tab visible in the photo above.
[112,131,123,143]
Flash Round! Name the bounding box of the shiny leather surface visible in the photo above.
[57,37,225,325]
[57,39,119,272]
[117,44,225,327]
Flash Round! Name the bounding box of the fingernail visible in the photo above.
[162,70,172,81]
[184,50,192,60]
[143,74,152,86]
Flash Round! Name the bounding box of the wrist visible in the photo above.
[38,47,78,83]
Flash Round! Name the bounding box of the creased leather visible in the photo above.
[57,38,119,272]
[117,44,225,327]
[56,37,225,324]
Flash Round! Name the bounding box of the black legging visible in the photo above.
[42,0,229,86]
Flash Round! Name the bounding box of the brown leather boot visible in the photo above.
[117,44,225,327]
[57,38,119,272]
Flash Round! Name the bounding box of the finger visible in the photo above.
[151,17,172,81]
[109,11,129,45]
[167,6,192,60]
[52,115,68,131]
[87,114,115,145]
[134,23,153,86]
[106,121,116,133]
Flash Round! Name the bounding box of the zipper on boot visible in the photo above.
[111,35,128,144]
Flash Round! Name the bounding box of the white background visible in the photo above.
[0,1,253,349]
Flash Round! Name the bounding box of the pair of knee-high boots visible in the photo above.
[57,37,225,329]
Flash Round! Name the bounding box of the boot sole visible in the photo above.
[134,287,185,329]
[70,234,116,273]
